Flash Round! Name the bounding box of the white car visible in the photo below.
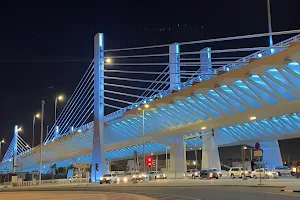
[272,166,291,176]
[149,171,167,180]
[100,173,118,184]
[229,167,251,178]
[210,168,222,177]
[251,168,278,179]
[185,169,200,179]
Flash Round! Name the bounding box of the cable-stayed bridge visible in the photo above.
[1,30,300,181]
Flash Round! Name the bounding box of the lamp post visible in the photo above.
[0,139,5,160]
[32,113,40,147]
[39,100,45,185]
[138,104,149,173]
[242,146,248,180]
[54,95,63,123]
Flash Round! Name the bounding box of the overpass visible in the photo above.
[1,30,300,181]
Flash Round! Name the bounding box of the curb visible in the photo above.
[281,189,300,193]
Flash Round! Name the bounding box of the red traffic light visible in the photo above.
[147,156,153,167]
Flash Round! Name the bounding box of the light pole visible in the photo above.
[138,104,149,173]
[0,139,5,160]
[267,0,273,47]
[39,100,45,185]
[242,146,248,180]
[54,95,63,123]
[32,113,40,147]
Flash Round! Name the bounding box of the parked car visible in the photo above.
[199,169,219,179]
[149,171,167,180]
[228,167,251,179]
[251,168,278,179]
[185,169,200,179]
[272,166,292,176]
[100,173,118,184]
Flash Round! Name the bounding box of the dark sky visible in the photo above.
[0,0,300,160]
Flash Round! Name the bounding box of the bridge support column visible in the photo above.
[91,33,105,182]
[260,140,282,169]
[200,47,212,80]
[169,43,180,90]
[169,136,186,179]
[13,125,18,173]
[201,129,221,170]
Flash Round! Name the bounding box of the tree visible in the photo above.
[50,163,57,179]
[67,164,76,171]
[57,167,67,174]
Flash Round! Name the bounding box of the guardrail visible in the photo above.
[2,178,89,188]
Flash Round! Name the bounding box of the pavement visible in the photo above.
[0,191,154,200]
[2,186,300,200]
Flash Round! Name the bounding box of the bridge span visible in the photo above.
[1,30,300,181]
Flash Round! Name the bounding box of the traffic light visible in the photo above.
[95,163,99,171]
[147,157,153,167]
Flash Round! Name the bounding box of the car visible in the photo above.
[229,167,251,179]
[210,168,222,177]
[100,173,118,184]
[131,172,146,181]
[185,169,200,179]
[199,169,219,179]
[116,174,128,183]
[149,171,167,180]
[272,166,291,176]
[251,168,278,179]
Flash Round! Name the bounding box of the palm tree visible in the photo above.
[50,163,57,179]
[67,164,76,171]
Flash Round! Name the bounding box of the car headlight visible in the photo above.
[209,173,213,177]
[117,178,120,182]
[195,172,198,175]
[292,167,296,172]
[245,171,248,174]
[133,175,136,178]
[124,177,128,182]
[163,174,166,177]
[100,177,103,180]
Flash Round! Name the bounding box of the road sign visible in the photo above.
[255,142,260,150]
[76,163,90,168]
[253,150,263,157]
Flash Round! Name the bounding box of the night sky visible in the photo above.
[0,0,300,160]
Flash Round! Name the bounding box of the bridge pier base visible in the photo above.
[201,130,221,170]
[260,140,283,169]
[169,136,186,179]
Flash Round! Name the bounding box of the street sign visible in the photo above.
[253,150,263,157]
[255,142,260,150]
[76,163,90,168]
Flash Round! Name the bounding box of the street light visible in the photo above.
[249,116,256,121]
[39,100,45,185]
[0,139,5,160]
[32,113,40,147]
[105,58,112,63]
[55,95,64,123]
[138,104,150,173]
[242,146,248,180]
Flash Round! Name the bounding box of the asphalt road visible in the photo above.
[96,186,300,200]
[1,187,300,200]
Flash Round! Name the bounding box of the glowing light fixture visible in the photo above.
[249,116,256,121]
[201,127,206,130]
[106,58,112,63]
[257,53,262,58]
[144,104,149,108]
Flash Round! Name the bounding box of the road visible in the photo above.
[95,186,300,200]
[2,187,300,200]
